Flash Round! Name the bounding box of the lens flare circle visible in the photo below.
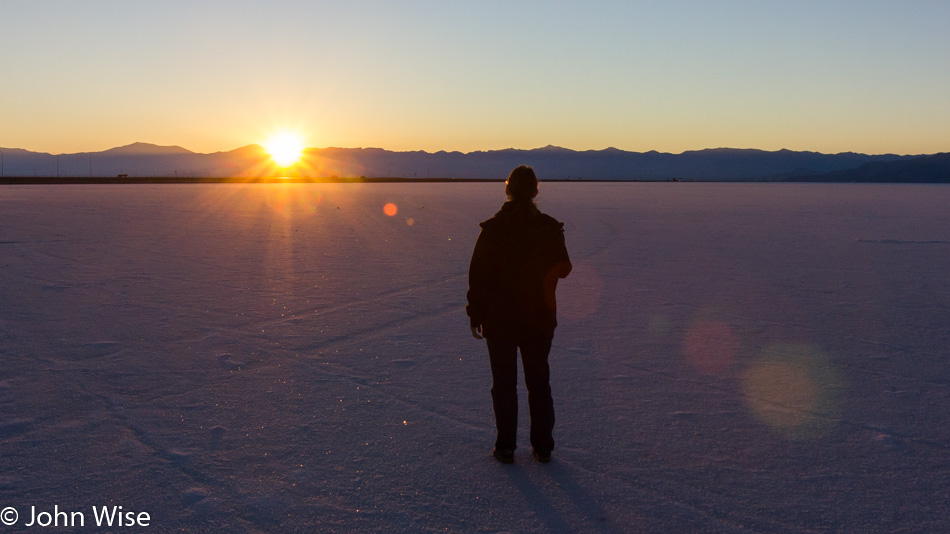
[741,344,839,439]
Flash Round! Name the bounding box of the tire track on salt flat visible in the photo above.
[166,271,468,343]
[175,296,463,358]
[298,353,493,439]
[75,382,296,531]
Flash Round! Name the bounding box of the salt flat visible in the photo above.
[1,182,948,532]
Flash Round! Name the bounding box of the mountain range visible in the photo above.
[0,142,947,182]
[786,152,950,183]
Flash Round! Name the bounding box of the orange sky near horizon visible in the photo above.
[2,1,949,157]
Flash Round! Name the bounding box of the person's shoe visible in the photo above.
[492,447,515,464]
[532,448,551,463]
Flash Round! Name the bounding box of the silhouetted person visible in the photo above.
[467,165,572,464]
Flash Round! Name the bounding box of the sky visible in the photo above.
[2,0,949,156]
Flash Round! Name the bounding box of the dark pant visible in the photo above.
[486,333,555,453]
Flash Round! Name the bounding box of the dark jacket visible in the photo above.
[466,201,572,339]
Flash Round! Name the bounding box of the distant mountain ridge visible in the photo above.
[787,152,950,183]
[0,142,939,181]
[100,142,194,155]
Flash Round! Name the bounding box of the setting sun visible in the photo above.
[264,133,305,168]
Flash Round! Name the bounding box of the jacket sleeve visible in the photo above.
[466,229,491,328]
[554,223,572,279]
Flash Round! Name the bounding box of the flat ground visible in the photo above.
[1,183,948,532]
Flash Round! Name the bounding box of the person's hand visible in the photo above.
[470,325,483,339]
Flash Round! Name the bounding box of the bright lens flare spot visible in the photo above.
[383,203,398,216]
[741,344,839,439]
[265,133,305,167]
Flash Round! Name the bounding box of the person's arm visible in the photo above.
[466,230,490,338]
[554,223,572,279]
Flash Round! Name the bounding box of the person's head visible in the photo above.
[505,165,539,203]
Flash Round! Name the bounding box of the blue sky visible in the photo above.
[2,0,948,154]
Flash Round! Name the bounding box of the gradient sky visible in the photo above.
[3,0,949,155]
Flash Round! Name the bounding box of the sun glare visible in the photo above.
[264,133,305,168]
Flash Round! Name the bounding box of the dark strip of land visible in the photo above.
[0,176,501,185]
[0,177,679,185]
